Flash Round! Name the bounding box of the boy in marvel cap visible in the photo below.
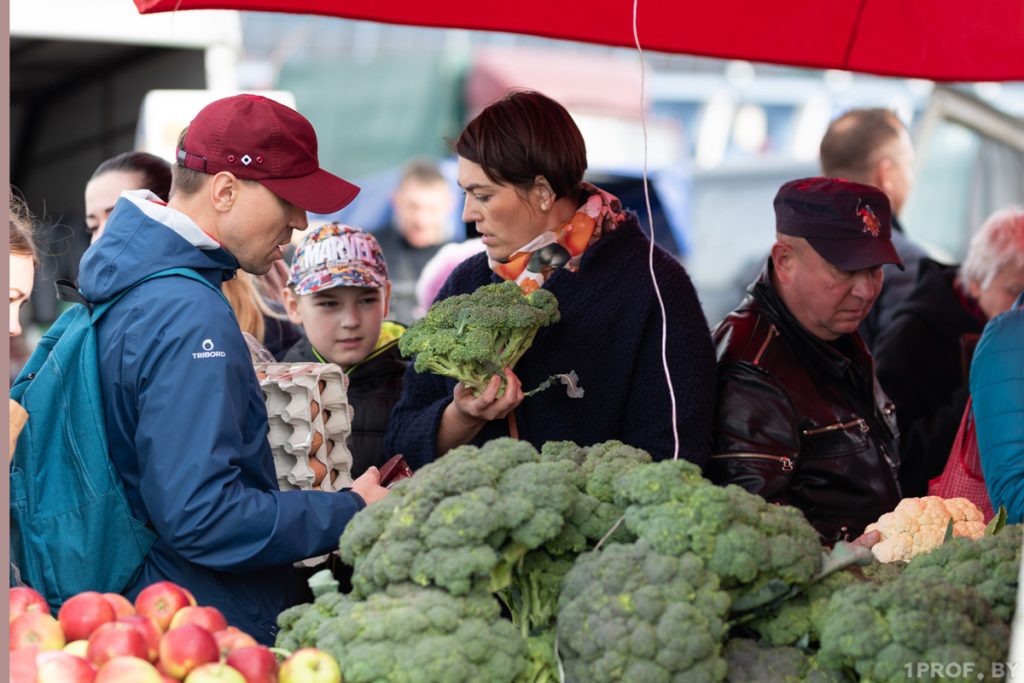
[77,94,388,642]
[708,177,903,546]
[282,223,408,479]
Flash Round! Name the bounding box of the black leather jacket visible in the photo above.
[708,262,901,543]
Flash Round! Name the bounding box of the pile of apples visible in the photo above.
[9,582,342,683]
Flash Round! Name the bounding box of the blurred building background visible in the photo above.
[10,0,1024,348]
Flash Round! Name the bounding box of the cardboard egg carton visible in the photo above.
[255,362,355,494]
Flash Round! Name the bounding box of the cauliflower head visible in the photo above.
[865,496,986,563]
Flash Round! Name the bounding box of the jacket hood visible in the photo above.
[79,190,239,303]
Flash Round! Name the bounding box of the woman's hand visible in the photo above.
[437,368,524,455]
[453,368,524,422]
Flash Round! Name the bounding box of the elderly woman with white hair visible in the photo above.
[874,206,1024,497]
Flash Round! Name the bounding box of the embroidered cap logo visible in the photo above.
[857,201,881,237]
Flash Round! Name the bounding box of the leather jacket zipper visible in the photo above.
[801,418,869,436]
[709,453,794,471]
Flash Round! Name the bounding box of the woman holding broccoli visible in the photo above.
[385,90,716,467]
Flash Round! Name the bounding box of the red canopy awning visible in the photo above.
[134,0,1024,82]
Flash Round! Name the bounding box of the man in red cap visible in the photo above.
[78,95,387,642]
[707,177,904,544]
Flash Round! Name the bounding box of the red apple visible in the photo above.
[36,650,97,683]
[86,622,149,667]
[162,677,179,683]
[64,640,90,657]
[182,586,198,606]
[278,648,341,683]
[94,655,163,683]
[117,615,163,661]
[213,626,258,655]
[225,645,278,683]
[183,662,248,683]
[9,611,65,651]
[9,586,49,622]
[101,593,136,619]
[59,591,116,641]
[9,644,38,683]
[135,582,191,631]
[169,605,228,633]
[159,624,220,680]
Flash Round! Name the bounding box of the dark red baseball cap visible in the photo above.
[774,177,904,272]
[176,94,359,214]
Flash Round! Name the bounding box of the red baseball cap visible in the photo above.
[176,94,359,214]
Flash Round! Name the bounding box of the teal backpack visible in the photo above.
[10,267,227,611]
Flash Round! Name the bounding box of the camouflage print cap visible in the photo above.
[288,222,389,296]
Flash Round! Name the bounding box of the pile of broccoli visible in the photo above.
[557,539,732,682]
[316,586,528,683]
[817,575,1009,681]
[614,459,824,601]
[275,434,1021,683]
[902,523,1020,623]
[399,280,560,395]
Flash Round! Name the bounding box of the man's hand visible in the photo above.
[851,529,881,549]
[350,466,389,505]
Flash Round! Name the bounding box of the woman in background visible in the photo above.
[10,191,38,456]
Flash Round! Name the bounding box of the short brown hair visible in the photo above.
[10,190,37,261]
[453,90,586,200]
[399,159,446,187]
[170,126,209,198]
[820,108,905,181]
[92,151,172,201]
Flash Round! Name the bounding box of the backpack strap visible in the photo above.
[91,267,231,324]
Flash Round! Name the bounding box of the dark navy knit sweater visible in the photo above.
[384,216,717,469]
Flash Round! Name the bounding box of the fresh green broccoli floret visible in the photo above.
[557,540,732,683]
[723,638,845,683]
[902,524,1021,623]
[817,575,1009,681]
[314,585,528,683]
[614,461,823,599]
[399,281,560,395]
[522,628,559,683]
[748,569,862,646]
[497,441,652,633]
[856,558,908,584]
[338,438,579,599]
[275,590,349,652]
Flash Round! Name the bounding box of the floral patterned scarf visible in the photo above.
[489,183,626,293]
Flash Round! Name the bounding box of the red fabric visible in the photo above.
[929,398,996,521]
[134,0,1024,82]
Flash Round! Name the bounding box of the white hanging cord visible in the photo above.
[632,0,681,461]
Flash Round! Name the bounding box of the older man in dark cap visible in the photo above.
[708,177,904,544]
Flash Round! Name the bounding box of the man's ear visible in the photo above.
[281,287,304,326]
[382,282,392,320]
[875,157,896,196]
[209,172,239,212]
[770,240,794,285]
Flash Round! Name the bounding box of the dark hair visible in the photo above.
[9,190,37,261]
[820,108,905,181]
[453,90,586,200]
[399,158,446,186]
[92,151,172,202]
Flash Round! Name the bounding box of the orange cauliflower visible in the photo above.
[865,496,986,563]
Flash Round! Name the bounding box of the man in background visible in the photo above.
[820,108,928,349]
[372,159,455,323]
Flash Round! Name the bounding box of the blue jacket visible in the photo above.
[385,216,717,468]
[971,290,1024,523]
[78,191,365,643]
